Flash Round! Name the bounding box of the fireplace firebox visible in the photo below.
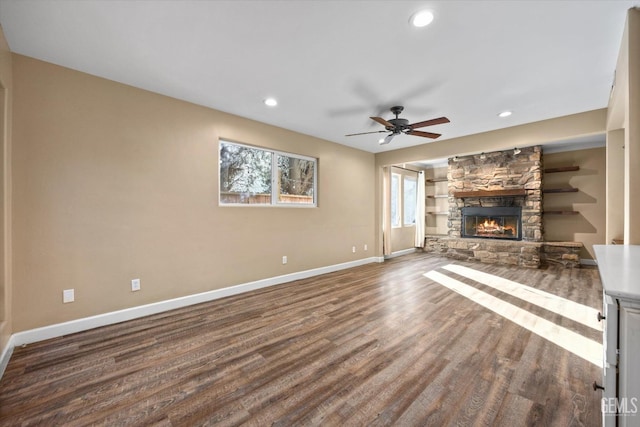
[461,206,522,241]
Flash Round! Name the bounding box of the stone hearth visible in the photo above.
[424,236,582,269]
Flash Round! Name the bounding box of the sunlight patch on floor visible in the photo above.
[442,264,601,331]
[424,269,603,367]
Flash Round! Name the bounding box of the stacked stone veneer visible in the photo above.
[424,236,582,269]
[447,146,543,241]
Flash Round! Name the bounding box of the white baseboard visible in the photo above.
[7,256,382,352]
[384,248,419,259]
[0,334,15,379]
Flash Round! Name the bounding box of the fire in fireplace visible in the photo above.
[461,206,522,240]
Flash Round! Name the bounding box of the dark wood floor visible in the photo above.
[0,253,603,426]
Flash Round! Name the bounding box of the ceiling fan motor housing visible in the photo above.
[388,118,410,132]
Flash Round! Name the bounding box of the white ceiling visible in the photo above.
[0,0,636,153]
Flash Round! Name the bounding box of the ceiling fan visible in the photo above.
[345,106,450,145]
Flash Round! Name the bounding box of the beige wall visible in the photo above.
[0,26,12,356]
[12,54,376,331]
[625,9,640,244]
[606,129,625,243]
[543,147,606,259]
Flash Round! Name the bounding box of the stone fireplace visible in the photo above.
[424,145,583,268]
[448,146,542,242]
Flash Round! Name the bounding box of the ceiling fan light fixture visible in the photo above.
[410,10,434,28]
[380,133,396,145]
[514,147,521,155]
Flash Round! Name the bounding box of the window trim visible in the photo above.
[391,172,401,228]
[219,139,318,207]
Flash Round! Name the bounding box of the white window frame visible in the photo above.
[219,140,317,207]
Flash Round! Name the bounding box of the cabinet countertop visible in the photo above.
[594,245,640,302]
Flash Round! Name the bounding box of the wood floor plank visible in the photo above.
[0,253,604,426]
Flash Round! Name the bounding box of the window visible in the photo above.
[391,173,401,227]
[403,176,417,225]
[390,171,418,228]
[219,140,317,206]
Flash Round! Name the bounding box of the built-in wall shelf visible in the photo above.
[426,168,449,235]
[543,210,579,215]
[543,166,581,218]
[544,166,580,173]
[543,188,579,194]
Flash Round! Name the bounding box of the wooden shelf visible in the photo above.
[426,195,449,199]
[426,177,448,183]
[543,188,579,194]
[543,211,579,215]
[453,189,526,198]
[544,166,580,173]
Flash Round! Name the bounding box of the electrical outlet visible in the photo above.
[63,289,74,303]
[352,246,356,253]
[364,244,368,251]
[131,278,141,292]
[282,256,287,265]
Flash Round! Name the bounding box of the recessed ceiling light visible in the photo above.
[410,10,434,28]
[264,98,278,107]
[498,111,512,118]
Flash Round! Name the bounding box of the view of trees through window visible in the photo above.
[219,141,316,206]
[278,155,315,204]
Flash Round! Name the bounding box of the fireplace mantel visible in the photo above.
[453,189,527,198]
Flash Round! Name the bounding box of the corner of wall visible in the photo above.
[0,23,13,365]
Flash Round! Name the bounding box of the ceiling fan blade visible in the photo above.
[345,130,387,137]
[409,117,450,129]
[407,130,441,139]
[370,116,394,128]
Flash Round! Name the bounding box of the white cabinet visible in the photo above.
[595,245,640,427]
